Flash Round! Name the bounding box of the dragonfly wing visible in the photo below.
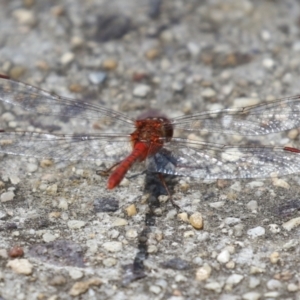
[148,138,300,179]
[172,95,300,136]
[0,131,132,162]
[0,76,134,126]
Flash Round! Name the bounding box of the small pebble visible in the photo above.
[189,212,203,229]
[224,217,240,226]
[0,249,8,259]
[145,48,160,60]
[268,224,280,234]
[287,283,298,292]
[250,266,265,274]
[103,241,122,252]
[217,249,230,264]
[27,163,38,173]
[8,246,24,258]
[201,88,216,99]
[1,191,15,202]
[9,175,20,185]
[233,97,259,107]
[112,218,128,226]
[7,258,33,275]
[225,274,244,290]
[43,232,56,243]
[282,239,298,250]
[133,84,151,97]
[12,9,36,26]
[58,198,68,210]
[262,57,275,69]
[149,285,161,294]
[148,245,158,253]
[102,258,117,267]
[102,58,118,70]
[248,276,260,289]
[69,278,102,296]
[40,159,53,168]
[125,228,138,239]
[288,129,298,140]
[247,226,265,238]
[195,263,212,281]
[88,72,107,85]
[272,178,290,189]
[50,275,67,286]
[226,261,235,269]
[125,204,137,217]
[67,220,86,229]
[242,292,261,300]
[177,212,189,223]
[209,201,225,208]
[183,230,195,238]
[282,217,300,231]
[204,281,223,293]
[229,181,241,192]
[47,184,58,195]
[269,252,280,264]
[86,240,98,253]
[246,200,258,212]
[266,279,282,290]
[60,52,75,66]
[172,81,184,92]
[68,269,83,280]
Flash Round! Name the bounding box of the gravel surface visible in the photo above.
[1,0,300,299]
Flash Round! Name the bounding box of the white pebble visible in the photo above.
[9,175,20,185]
[233,97,259,107]
[262,58,275,69]
[225,274,244,290]
[67,220,86,229]
[102,258,117,267]
[58,198,68,210]
[248,276,260,289]
[287,283,298,292]
[282,217,300,231]
[7,259,33,275]
[272,178,290,189]
[1,191,15,202]
[246,200,258,212]
[229,182,241,192]
[60,52,75,66]
[149,285,161,294]
[242,292,261,300]
[201,88,216,99]
[247,226,265,238]
[266,279,282,290]
[133,84,151,97]
[217,249,230,264]
[125,228,138,239]
[43,232,56,243]
[204,281,223,293]
[86,240,98,253]
[69,269,83,280]
[12,9,36,26]
[103,241,122,252]
[27,163,38,173]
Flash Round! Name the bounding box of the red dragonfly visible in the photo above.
[1,74,300,203]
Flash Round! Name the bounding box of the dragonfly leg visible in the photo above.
[96,161,121,177]
[157,173,180,211]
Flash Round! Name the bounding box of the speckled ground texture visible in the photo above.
[1,0,300,299]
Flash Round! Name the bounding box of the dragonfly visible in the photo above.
[1,74,300,207]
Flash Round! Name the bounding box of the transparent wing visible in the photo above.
[0,76,134,126]
[149,138,300,179]
[0,131,132,162]
[172,95,300,136]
